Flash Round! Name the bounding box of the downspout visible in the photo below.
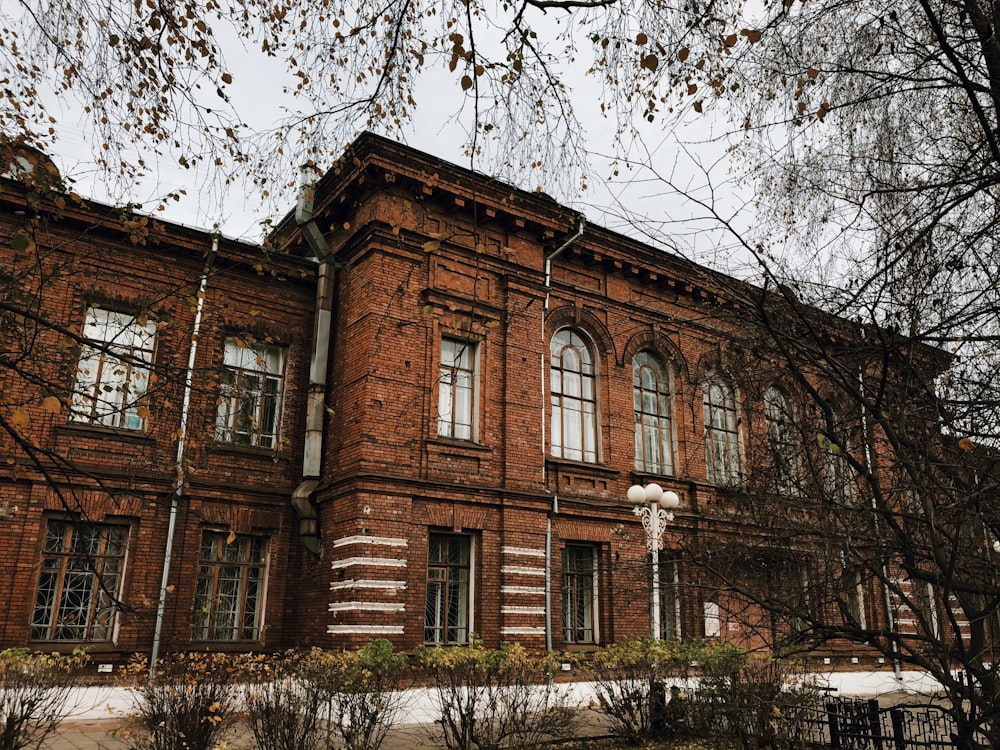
[858,326,903,682]
[542,217,585,652]
[151,235,218,673]
[292,165,333,555]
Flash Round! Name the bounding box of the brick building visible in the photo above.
[0,133,914,668]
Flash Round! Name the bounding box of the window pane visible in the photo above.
[216,338,285,448]
[71,307,155,430]
[30,521,128,642]
[562,545,597,644]
[438,338,477,441]
[550,329,598,462]
[192,531,268,641]
[425,534,471,644]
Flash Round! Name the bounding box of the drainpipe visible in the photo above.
[151,235,218,673]
[292,165,333,555]
[858,326,903,682]
[541,217,585,651]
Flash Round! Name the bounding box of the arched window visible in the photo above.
[550,328,598,463]
[764,386,800,495]
[703,374,740,484]
[633,351,674,475]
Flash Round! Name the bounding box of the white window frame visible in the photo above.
[71,307,155,430]
[764,386,800,495]
[703,374,741,484]
[550,328,599,463]
[437,337,478,441]
[215,337,285,449]
[633,351,675,475]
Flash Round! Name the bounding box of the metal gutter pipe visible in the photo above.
[541,217,585,652]
[150,235,217,673]
[292,165,333,554]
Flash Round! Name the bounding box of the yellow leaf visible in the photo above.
[10,408,29,426]
[42,396,61,414]
[226,531,237,544]
[958,437,975,451]
[423,240,440,253]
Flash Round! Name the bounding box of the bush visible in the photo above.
[304,639,408,750]
[243,652,324,750]
[418,640,576,750]
[589,639,747,745]
[121,652,246,750]
[0,648,87,750]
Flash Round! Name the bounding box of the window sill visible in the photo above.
[55,423,153,443]
[545,457,618,476]
[209,442,289,461]
[427,436,492,452]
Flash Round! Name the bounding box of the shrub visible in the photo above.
[0,648,87,750]
[589,639,748,745]
[121,652,246,750]
[304,639,408,750]
[418,640,576,750]
[243,652,324,750]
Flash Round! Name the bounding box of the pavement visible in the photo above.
[47,709,614,749]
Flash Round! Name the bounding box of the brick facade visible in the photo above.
[0,134,903,671]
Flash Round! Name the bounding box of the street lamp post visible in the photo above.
[628,483,680,640]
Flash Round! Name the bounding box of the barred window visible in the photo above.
[562,544,598,644]
[425,533,471,644]
[31,520,128,641]
[193,531,267,641]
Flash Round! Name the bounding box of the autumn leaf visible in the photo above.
[461,75,473,91]
[226,531,237,544]
[807,67,819,79]
[741,29,762,43]
[678,47,690,62]
[10,408,29,427]
[636,32,648,45]
[641,54,659,72]
[42,396,61,414]
[958,437,975,451]
[423,240,440,252]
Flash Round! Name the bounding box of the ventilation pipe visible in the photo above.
[151,235,218,673]
[292,165,334,555]
[541,217,585,652]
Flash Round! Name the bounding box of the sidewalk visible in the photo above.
[47,709,613,750]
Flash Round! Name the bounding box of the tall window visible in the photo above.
[215,337,285,449]
[764,386,799,495]
[562,544,598,644]
[31,520,128,641]
[703,375,740,484]
[193,531,267,641]
[659,559,682,641]
[71,307,155,430]
[437,338,477,440]
[425,534,471,644]
[821,413,854,504]
[550,328,598,463]
[633,351,674,474]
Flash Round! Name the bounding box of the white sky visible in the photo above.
[32,10,755,275]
